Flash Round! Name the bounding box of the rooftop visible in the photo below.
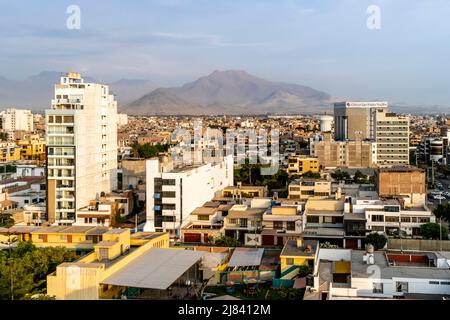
[32,225,110,235]
[281,240,318,257]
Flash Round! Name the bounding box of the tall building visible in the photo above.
[310,132,377,168]
[334,101,388,141]
[0,108,34,132]
[144,155,234,237]
[45,72,118,225]
[374,109,410,165]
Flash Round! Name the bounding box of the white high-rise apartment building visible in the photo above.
[374,109,410,165]
[45,72,118,225]
[144,155,234,237]
[0,108,34,132]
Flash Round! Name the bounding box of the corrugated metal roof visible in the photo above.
[101,248,204,290]
[228,248,264,267]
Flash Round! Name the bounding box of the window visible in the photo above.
[429,281,439,285]
[198,215,209,221]
[386,216,399,223]
[418,217,430,223]
[273,221,283,230]
[229,218,238,224]
[372,215,384,222]
[162,179,176,186]
[396,282,408,293]
[60,235,67,240]
[401,217,411,223]
[307,216,319,223]
[240,218,248,228]
[162,203,176,210]
[440,281,450,285]
[286,221,296,231]
[286,258,294,265]
[162,216,175,222]
[373,283,383,294]
[162,191,176,198]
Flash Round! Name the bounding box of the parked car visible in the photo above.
[433,195,446,201]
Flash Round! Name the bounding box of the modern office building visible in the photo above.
[334,101,388,141]
[144,155,234,237]
[0,108,34,132]
[45,72,118,225]
[374,109,410,165]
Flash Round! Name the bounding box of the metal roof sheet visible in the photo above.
[101,248,204,290]
[227,248,264,267]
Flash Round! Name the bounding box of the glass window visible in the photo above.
[396,282,408,293]
[286,258,294,265]
[273,221,283,230]
[373,283,383,294]
[286,221,296,231]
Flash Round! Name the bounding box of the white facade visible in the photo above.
[0,108,34,132]
[117,113,128,127]
[319,115,333,133]
[45,72,118,225]
[144,155,234,237]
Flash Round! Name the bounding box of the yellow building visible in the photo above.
[17,134,46,161]
[0,142,22,162]
[46,232,170,300]
[287,156,319,176]
[280,239,318,277]
[31,225,111,251]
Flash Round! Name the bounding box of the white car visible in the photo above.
[433,195,446,201]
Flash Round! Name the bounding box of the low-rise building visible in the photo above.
[287,156,320,176]
[365,199,435,237]
[288,178,332,200]
[223,199,270,243]
[31,225,112,252]
[311,248,450,300]
[280,239,318,276]
[181,202,227,243]
[261,205,302,246]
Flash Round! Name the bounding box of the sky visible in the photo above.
[0,0,450,106]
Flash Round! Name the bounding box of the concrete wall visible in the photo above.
[388,238,450,251]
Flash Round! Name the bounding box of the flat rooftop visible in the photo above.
[351,251,450,280]
[281,240,318,257]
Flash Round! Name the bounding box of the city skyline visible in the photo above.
[1,0,450,107]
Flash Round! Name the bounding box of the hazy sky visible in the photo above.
[1,0,450,106]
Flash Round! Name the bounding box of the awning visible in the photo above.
[101,248,204,290]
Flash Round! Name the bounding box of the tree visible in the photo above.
[297,265,313,277]
[320,241,339,249]
[213,236,242,247]
[131,143,170,159]
[0,241,76,300]
[302,171,321,179]
[433,203,450,223]
[0,213,14,228]
[420,223,449,240]
[366,232,387,250]
[353,170,368,184]
[331,170,351,181]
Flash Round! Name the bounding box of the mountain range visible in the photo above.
[0,70,448,114]
[125,70,333,115]
[0,71,157,110]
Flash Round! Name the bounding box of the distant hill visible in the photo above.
[124,70,333,115]
[0,71,158,111]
